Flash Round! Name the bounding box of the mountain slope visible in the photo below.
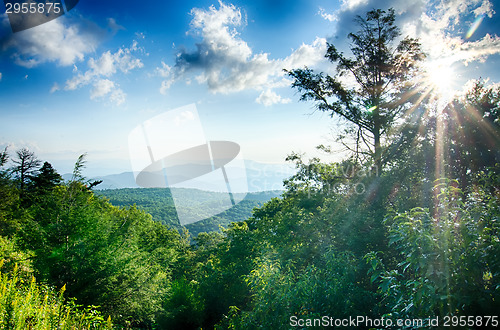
[97,188,282,237]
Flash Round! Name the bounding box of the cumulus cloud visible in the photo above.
[458,33,500,64]
[90,79,115,99]
[90,79,126,105]
[159,0,498,101]
[256,89,291,106]
[156,61,173,94]
[319,7,337,22]
[412,0,498,63]
[317,0,499,89]
[1,15,103,67]
[159,1,328,103]
[50,83,59,93]
[321,0,498,60]
[64,41,143,105]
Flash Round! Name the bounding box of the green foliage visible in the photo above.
[0,236,33,278]
[0,148,8,168]
[368,178,500,320]
[23,182,184,326]
[158,277,204,329]
[163,221,259,329]
[221,251,376,329]
[29,162,62,192]
[0,261,113,330]
[444,81,500,193]
[0,177,19,238]
[0,152,192,328]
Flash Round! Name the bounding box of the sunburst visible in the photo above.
[424,60,458,105]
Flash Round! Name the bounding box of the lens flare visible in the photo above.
[425,61,457,103]
[466,15,484,39]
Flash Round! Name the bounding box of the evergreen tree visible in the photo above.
[11,148,41,200]
[287,8,425,170]
[32,161,62,191]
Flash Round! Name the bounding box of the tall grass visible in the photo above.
[0,260,113,329]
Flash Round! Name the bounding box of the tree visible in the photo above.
[32,162,62,190]
[11,148,41,199]
[0,149,19,236]
[287,8,425,171]
[23,162,63,206]
[443,81,500,194]
[68,153,102,190]
[0,148,8,168]
[367,175,500,319]
[0,147,11,188]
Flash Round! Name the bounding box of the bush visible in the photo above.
[0,260,113,330]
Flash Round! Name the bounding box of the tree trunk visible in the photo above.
[373,99,382,176]
[373,125,381,175]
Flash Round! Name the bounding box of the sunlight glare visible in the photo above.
[425,61,457,103]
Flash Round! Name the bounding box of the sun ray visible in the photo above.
[424,61,457,105]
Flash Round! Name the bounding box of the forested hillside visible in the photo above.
[0,7,499,330]
[97,188,281,237]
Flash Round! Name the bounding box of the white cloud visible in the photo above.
[64,41,143,105]
[107,18,125,32]
[174,110,196,126]
[256,89,291,107]
[0,141,41,155]
[159,0,498,101]
[319,7,337,22]
[282,37,329,70]
[160,1,328,99]
[473,0,494,17]
[156,61,172,78]
[90,79,126,106]
[406,0,499,70]
[160,79,173,95]
[109,89,126,106]
[340,0,370,11]
[2,16,102,67]
[156,62,173,94]
[319,0,499,89]
[50,83,59,93]
[90,79,115,99]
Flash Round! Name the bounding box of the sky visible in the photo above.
[1,0,499,176]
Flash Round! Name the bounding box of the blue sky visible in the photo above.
[1,0,499,176]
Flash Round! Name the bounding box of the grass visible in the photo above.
[0,260,113,329]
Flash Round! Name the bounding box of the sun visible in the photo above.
[424,61,457,103]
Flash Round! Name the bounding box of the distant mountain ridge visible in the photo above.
[63,160,295,192]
